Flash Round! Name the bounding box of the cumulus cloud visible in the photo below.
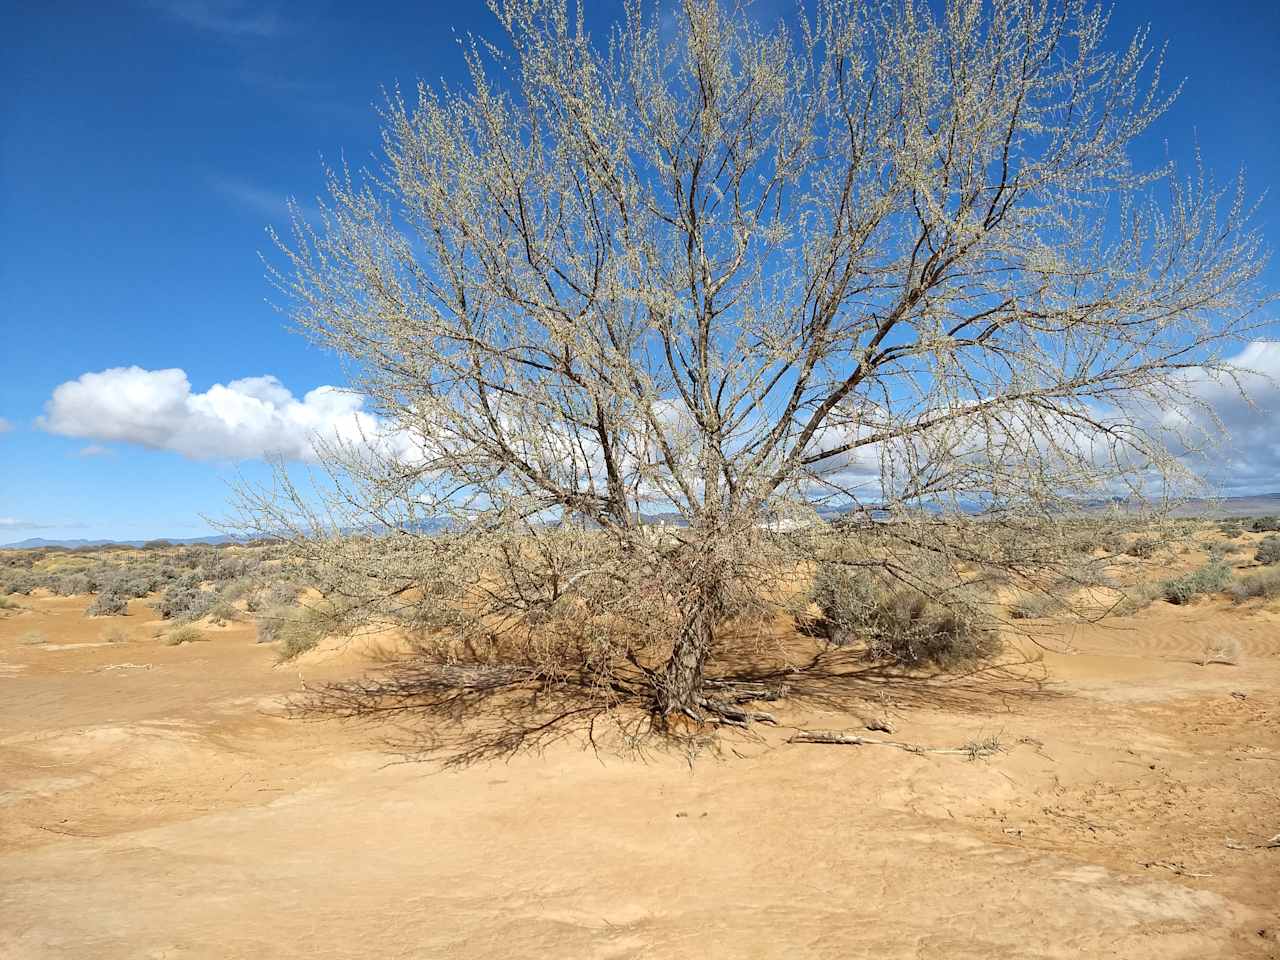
[1158,340,1280,493]
[40,367,414,463]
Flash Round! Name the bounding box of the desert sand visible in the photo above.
[2,585,1278,959]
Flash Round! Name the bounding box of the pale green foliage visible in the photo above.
[1160,561,1232,605]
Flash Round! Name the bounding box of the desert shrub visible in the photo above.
[205,556,249,582]
[256,601,346,661]
[1159,561,1232,605]
[1125,535,1159,558]
[1009,592,1061,620]
[53,573,93,596]
[810,563,881,643]
[0,594,21,611]
[263,580,304,608]
[1226,567,1280,603]
[218,576,255,603]
[17,629,46,645]
[1206,538,1246,558]
[101,625,129,643]
[867,590,998,667]
[1251,516,1280,533]
[1,571,47,595]
[155,583,214,621]
[1112,580,1162,616]
[85,590,128,617]
[1217,521,1245,538]
[1254,536,1280,565]
[205,600,240,625]
[810,562,996,667]
[164,625,205,646]
[99,569,162,599]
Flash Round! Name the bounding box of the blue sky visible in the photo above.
[2,0,1278,542]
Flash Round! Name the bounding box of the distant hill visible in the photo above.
[5,492,1278,550]
[0,535,240,550]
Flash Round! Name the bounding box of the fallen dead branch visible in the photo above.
[788,729,1001,758]
[1140,859,1213,878]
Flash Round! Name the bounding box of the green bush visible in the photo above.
[1251,516,1280,533]
[1255,536,1280,565]
[1159,561,1232,605]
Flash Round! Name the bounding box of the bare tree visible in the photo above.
[237,0,1271,731]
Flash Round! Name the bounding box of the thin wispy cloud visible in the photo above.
[209,174,316,223]
[0,517,84,531]
[150,0,284,38]
[0,417,13,434]
[77,444,114,458]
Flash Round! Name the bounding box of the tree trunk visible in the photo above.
[655,604,713,724]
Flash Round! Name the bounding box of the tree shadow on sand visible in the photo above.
[284,642,1060,768]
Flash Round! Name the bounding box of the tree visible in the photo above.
[239,0,1270,734]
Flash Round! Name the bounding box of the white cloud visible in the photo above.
[1157,340,1280,493]
[0,417,12,433]
[40,367,416,464]
[77,445,113,458]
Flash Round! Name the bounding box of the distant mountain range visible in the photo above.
[0,535,241,550]
[5,492,1278,549]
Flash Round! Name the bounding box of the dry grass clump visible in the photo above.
[1113,580,1163,616]
[18,629,47,645]
[810,564,997,668]
[163,625,206,646]
[1226,567,1280,603]
[101,625,129,643]
[1200,636,1241,666]
[0,594,20,612]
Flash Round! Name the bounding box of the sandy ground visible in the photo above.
[2,591,1278,959]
